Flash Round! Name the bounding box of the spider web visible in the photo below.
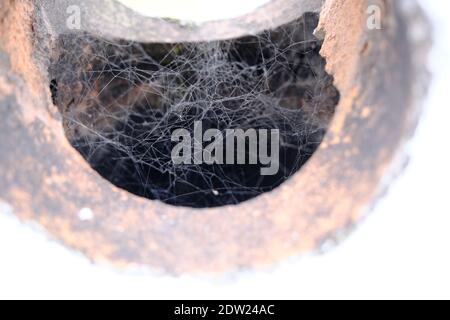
[48,12,339,208]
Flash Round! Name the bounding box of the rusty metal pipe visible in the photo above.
[0,0,429,273]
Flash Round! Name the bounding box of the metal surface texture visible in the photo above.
[0,0,428,273]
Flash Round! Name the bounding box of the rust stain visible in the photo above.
[0,0,40,97]
[0,0,421,273]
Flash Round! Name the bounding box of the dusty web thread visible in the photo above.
[49,13,339,208]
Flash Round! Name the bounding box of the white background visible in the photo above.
[0,0,449,299]
[116,0,271,23]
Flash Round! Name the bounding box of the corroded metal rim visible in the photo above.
[39,0,324,42]
[0,0,428,273]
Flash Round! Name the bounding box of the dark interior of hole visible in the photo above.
[48,12,339,208]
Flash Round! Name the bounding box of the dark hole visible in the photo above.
[50,79,58,105]
[48,12,340,208]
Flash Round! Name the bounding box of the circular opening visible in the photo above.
[48,12,339,208]
[116,0,271,23]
